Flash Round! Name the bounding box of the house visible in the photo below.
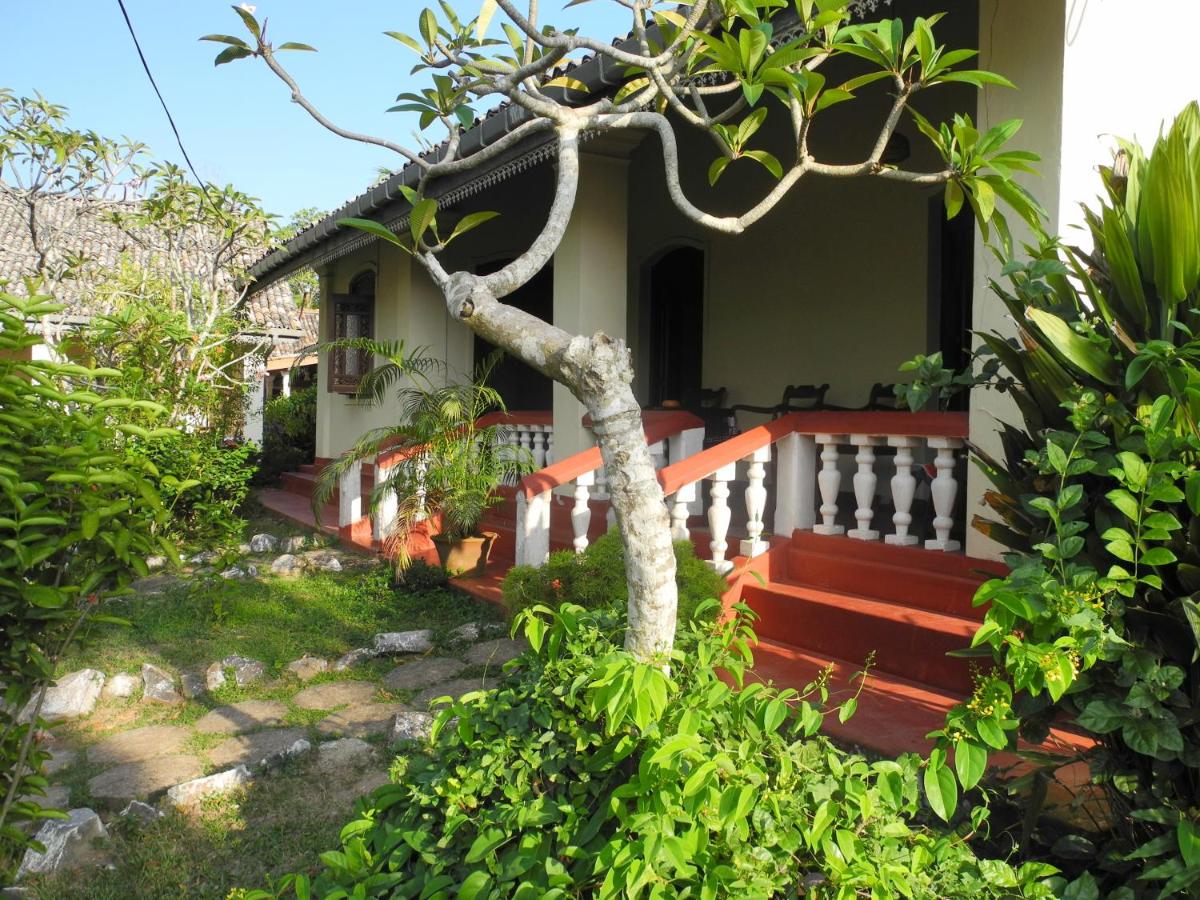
[245,0,1200,756]
[0,185,318,442]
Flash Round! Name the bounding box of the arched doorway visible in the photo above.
[646,246,705,409]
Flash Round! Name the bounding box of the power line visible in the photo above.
[114,0,226,219]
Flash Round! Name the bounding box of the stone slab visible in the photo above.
[15,808,108,880]
[87,756,203,805]
[315,738,374,773]
[193,700,288,735]
[23,669,105,722]
[316,702,405,739]
[382,658,467,692]
[88,725,191,767]
[165,765,252,809]
[463,638,527,668]
[293,680,378,710]
[208,727,309,770]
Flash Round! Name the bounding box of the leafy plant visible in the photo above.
[237,599,1060,899]
[502,530,729,631]
[0,292,171,878]
[257,385,317,485]
[315,342,532,569]
[922,104,1200,898]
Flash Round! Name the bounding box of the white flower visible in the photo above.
[239,4,257,14]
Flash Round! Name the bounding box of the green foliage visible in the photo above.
[258,386,317,485]
[925,105,1200,898]
[240,601,1058,899]
[0,292,170,878]
[894,350,1002,412]
[501,530,729,631]
[393,558,450,593]
[316,344,532,569]
[134,433,255,548]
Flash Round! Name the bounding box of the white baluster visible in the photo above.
[706,462,737,574]
[813,434,846,536]
[886,436,920,546]
[670,482,696,542]
[669,427,706,514]
[532,428,547,468]
[925,438,963,552]
[373,461,398,543]
[545,430,555,465]
[516,488,551,567]
[519,427,532,460]
[503,428,519,484]
[848,435,883,541]
[572,471,594,553]
[774,433,816,536]
[337,459,362,529]
[740,445,771,557]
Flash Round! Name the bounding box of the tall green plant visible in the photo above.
[315,341,531,568]
[0,292,172,878]
[915,104,1200,898]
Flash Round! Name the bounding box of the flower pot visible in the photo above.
[432,531,498,576]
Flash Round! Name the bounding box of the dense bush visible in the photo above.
[257,385,316,485]
[0,293,170,878]
[239,601,1059,898]
[501,530,730,628]
[915,104,1200,897]
[133,433,255,548]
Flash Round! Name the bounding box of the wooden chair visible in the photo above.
[729,383,830,419]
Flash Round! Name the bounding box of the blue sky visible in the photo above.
[5,1,626,221]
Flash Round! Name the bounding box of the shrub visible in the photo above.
[239,601,1059,898]
[501,530,729,628]
[257,385,316,485]
[393,558,449,593]
[134,433,255,548]
[0,293,170,877]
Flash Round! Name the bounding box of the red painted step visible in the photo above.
[739,579,978,695]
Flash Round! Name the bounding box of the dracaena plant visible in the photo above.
[910,104,1200,898]
[205,0,1036,662]
[314,341,533,570]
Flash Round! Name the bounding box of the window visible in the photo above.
[328,271,375,394]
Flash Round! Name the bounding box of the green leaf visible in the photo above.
[1025,307,1119,385]
[199,34,250,48]
[419,8,439,46]
[449,211,500,242]
[277,42,318,52]
[337,217,405,248]
[81,510,99,540]
[213,45,253,66]
[953,741,987,790]
[457,870,492,900]
[923,757,958,820]
[232,4,262,39]
[410,198,438,244]
[742,150,782,179]
[708,157,733,186]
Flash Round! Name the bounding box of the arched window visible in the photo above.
[328,270,375,394]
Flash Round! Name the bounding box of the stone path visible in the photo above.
[14,530,521,884]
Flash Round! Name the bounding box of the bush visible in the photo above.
[393,558,450,593]
[240,601,1059,899]
[134,433,255,548]
[0,293,169,877]
[257,385,316,485]
[501,530,729,629]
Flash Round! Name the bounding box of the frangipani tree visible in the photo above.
[208,0,1040,662]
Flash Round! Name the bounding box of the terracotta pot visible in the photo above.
[432,531,497,576]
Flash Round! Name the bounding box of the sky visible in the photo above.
[4,1,627,221]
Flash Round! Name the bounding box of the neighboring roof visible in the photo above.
[0,186,315,359]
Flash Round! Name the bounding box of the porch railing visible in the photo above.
[514,411,705,567]
[656,410,970,573]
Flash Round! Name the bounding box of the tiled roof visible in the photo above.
[0,186,312,360]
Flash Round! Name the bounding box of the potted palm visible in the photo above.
[314,341,532,575]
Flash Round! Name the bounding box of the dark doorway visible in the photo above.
[473,260,554,411]
[928,199,975,410]
[647,246,705,409]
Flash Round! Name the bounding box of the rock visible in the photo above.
[238,543,252,555]
[207,727,308,770]
[261,738,313,770]
[333,648,375,671]
[248,533,278,553]
[315,738,375,773]
[88,725,190,767]
[222,655,266,687]
[382,657,467,692]
[372,630,434,655]
[119,800,164,825]
[87,756,203,805]
[190,550,220,565]
[449,621,504,644]
[102,673,138,701]
[285,656,328,681]
[293,680,378,710]
[280,535,307,553]
[15,808,108,880]
[316,703,405,739]
[20,784,69,812]
[44,748,78,776]
[391,711,434,743]
[205,662,227,691]
[304,549,343,572]
[21,669,105,723]
[130,574,174,596]
[140,664,181,705]
[145,556,167,571]
[194,700,288,735]
[180,671,206,700]
[320,557,342,572]
[270,553,307,577]
[414,677,499,709]
[165,765,252,809]
[219,566,246,580]
[463,637,528,668]
[245,564,259,577]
